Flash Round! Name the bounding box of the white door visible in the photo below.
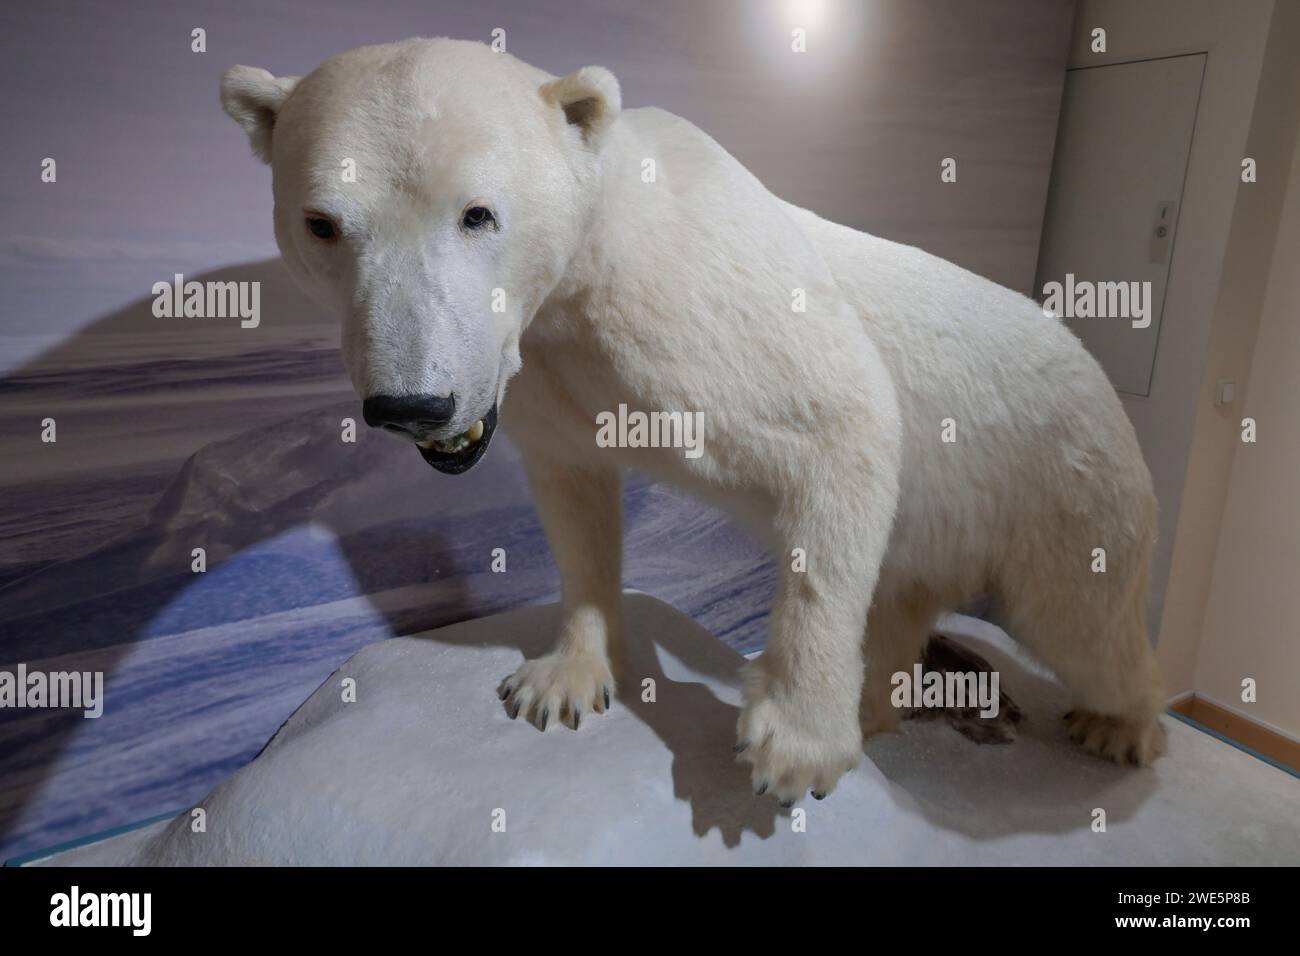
[1035,54,1205,396]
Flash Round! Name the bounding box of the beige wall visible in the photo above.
[1065,0,1281,643]
[1066,2,1300,706]
[1149,0,1300,703]
[1192,116,1300,741]
[1071,1,1300,729]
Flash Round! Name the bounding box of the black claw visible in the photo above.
[498,686,511,701]
[812,791,826,800]
[573,710,581,731]
[603,688,611,710]
[755,782,768,796]
[540,707,549,730]
[734,742,749,753]
[779,799,794,809]
[510,701,521,720]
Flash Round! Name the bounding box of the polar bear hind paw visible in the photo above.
[1064,709,1165,766]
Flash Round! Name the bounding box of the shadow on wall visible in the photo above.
[0,259,776,858]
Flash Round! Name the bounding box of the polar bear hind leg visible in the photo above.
[996,506,1166,767]
[858,582,943,738]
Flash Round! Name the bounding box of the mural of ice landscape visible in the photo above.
[0,0,1073,858]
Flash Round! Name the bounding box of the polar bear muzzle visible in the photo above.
[414,404,499,476]
[361,394,499,475]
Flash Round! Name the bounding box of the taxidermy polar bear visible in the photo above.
[221,38,1165,806]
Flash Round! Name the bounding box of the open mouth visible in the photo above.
[415,404,498,475]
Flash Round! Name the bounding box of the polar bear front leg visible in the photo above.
[737,483,897,806]
[737,566,872,805]
[499,455,622,730]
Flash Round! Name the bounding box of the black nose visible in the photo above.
[362,393,456,437]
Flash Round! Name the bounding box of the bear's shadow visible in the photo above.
[514,593,1160,849]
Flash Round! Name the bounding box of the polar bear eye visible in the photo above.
[305,215,338,241]
[461,205,495,231]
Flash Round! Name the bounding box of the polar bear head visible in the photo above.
[220,38,620,473]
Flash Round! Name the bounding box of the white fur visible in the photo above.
[222,38,1166,805]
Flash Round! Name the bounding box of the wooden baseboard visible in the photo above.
[1169,695,1300,774]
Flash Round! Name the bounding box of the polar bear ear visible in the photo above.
[220,66,300,164]
[540,66,621,149]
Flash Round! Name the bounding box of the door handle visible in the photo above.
[1149,200,1177,264]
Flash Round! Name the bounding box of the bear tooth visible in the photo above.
[466,419,485,443]
[416,439,436,449]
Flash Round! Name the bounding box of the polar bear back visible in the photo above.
[779,201,1154,589]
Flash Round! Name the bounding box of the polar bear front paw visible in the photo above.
[499,651,614,731]
[736,668,863,806]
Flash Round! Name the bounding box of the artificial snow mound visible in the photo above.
[35,594,1300,865]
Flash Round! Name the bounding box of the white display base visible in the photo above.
[26,594,1300,866]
